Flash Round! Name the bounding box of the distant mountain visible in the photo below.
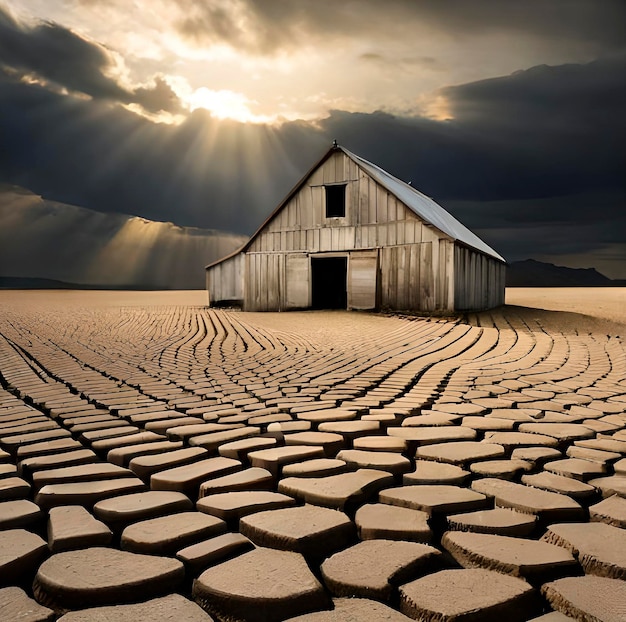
[0,186,247,289]
[507,259,625,287]
[0,276,169,290]
[0,276,82,289]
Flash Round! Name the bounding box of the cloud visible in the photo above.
[173,0,626,56]
[133,75,184,114]
[402,0,626,49]
[0,54,624,277]
[437,56,626,199]
[0,185,247,288]
[9,1,623,124]
[0,5,183,113]
[444,193,626,231]
[174,0,367,54]
[322,55,626,202]
[446,192,626,278]
[0,6,126,98]
[443,56,626,130]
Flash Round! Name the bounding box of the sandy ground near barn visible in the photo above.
[2,286,624,324]
[506,287,626,328]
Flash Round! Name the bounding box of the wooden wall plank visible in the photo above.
[366,225,376,248]
[409,243,420,309]
[262,254,269,310]
[335,153,344,183]
[318,228,330,251]
[415,221,423,244]
[378,221,387,247]
[389,247,398,309]
[396,222,405,246]
[306,229,315,252]
[312,186,323,227]
[323,156,335,184]
[373,186,385,224]
[300,187,312,228]
[397,246,407,310]
[404,220,415,245]
[420,242,434,311]
[288,198,297,228]
[385,194,395,222]
[357,173,368,225]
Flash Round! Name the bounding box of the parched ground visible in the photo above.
[0,289,625,622]
[506,287,626,329]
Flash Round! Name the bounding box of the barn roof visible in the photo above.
[207,144,505,268]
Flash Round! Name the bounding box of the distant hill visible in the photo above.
[0,277,170,290]
[0,276,81,290]
[507,259,626,287]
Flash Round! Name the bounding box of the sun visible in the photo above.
[188,87,273,124]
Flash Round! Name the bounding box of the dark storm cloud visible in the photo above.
[445,192,626,273]
[444,193,626,234]
[0,6,126,99]
[0,54,624,275]
[132,76,184,114]
[0,6,182,113]
[406,0,626,48]
[443,56,626,132]
[320,55,626,202]
[175,0,626,55]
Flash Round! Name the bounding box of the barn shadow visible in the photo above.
[470,304,624,338]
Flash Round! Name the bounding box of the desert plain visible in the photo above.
[0,287,625,621]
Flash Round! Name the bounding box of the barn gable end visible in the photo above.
[206,145,505,312]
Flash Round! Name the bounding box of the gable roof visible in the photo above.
[207,144,505,268]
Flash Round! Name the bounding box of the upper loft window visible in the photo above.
[325,184,346,218]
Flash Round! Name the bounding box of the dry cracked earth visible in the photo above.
[0,291,625,622]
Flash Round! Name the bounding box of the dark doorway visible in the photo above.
[311,256,347,309]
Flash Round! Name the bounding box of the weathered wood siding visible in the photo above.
[206,253,244,306]
[247,152,439,255]
[454,245,506,311]
[244,253,283,311]
[379,238,454,312]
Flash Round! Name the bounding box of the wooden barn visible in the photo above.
[206,143,506,312]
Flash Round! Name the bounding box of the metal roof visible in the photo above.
[207,144,505,268]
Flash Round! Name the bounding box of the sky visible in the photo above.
[0,0,625,283]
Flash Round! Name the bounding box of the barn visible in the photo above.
[206,143,506,312]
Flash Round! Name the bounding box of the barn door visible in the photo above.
[285,253,310,309]
[348,250,378,310]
